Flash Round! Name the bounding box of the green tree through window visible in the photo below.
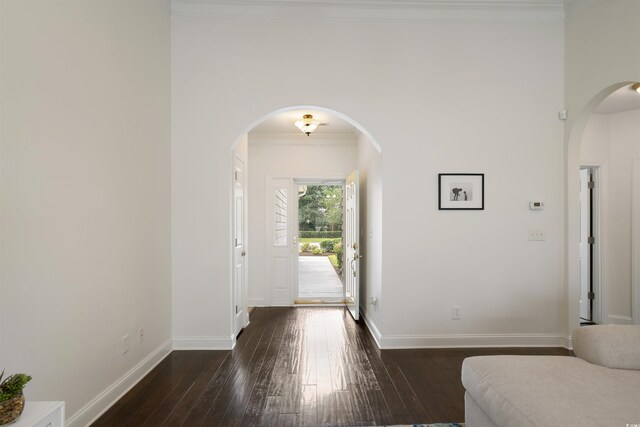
[298,185,343,232]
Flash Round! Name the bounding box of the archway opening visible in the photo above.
[230,106,383,338]
[567,82,640,336]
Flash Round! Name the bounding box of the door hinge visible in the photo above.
[588,236,595,244]
[588,292,595,300]
[235,238,238,247]
[236,305,238,314]
[234,171,238,181]
[588,181,595,189]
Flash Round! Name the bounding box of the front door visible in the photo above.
[345,170,360,320]
[233,156,247,335]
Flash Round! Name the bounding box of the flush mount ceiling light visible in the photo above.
[633,83,640,94]
[295,114,320,136]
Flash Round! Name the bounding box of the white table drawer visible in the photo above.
[14,401,65,427]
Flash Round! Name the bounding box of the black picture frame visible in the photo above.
[438,173,484,210]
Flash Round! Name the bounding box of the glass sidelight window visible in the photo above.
[274,188,288,246]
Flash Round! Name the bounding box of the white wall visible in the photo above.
[1,1,172,424]
[565,0,640,334]
[247,135,358,305]
[580,115,609,163]
[172,6,565,348]
[358,133,383,341]
[580,110,640,325]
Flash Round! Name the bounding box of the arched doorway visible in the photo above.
[230,106,382,337]
[566,82,640,337]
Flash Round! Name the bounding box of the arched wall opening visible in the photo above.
[229,105,383,341]
[230,105,382,154]
[566,81,640,338]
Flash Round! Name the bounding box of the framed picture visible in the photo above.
[438,173,484,210]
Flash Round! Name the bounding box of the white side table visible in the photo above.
[12,401,65,427]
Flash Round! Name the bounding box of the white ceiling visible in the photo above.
[250,109,358,136]
[595,84,640,115]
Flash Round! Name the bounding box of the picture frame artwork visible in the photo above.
[438,173,484,210]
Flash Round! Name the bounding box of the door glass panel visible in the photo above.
[274,188,288,246]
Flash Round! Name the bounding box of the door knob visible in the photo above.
[241,250,246,257]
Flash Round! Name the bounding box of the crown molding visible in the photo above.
[172,0,565,23]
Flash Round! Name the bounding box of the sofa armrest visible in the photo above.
[572,325,640,370]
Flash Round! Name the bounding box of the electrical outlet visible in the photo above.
[138,327,144,344]
[122,334,130,355]
[528,229,546,241]
[452,306,461,320]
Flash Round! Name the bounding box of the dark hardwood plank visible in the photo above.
[158,351,228,426]
[332,390,355,426]
[353,321,413,424]
[225,310,289,425]
[180,310,271,425]
[143,351,227,426]
[379,350,434,424]
[224,309,293,426]
[349,383,375,425]
[276,413,298,427]
[93,306,572,426]
[123,351,206,426]
[92,352,195,427]
[298,385,318,427]
[214,320,276,424]
[362,385,395,426]
[258,396,280,426]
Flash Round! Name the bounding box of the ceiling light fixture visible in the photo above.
[295,114,319,136]
[633,83,640,94]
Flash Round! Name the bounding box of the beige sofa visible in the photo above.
[462,325,640,427]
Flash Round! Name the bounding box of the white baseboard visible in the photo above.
[67,339,172,427]
[562,335,573,350]
[360,307,382,349]
[608,314,633,325]
[172,334,236,350]
[354,307,569,350]
[379,333,568,349]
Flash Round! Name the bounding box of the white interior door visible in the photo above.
[269,178,294,305]
[345,170,360,320]
[233,156,247,335]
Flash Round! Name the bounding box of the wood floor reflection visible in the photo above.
[93,307,570,426]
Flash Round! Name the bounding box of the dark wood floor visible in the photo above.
[93,307,570,426]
